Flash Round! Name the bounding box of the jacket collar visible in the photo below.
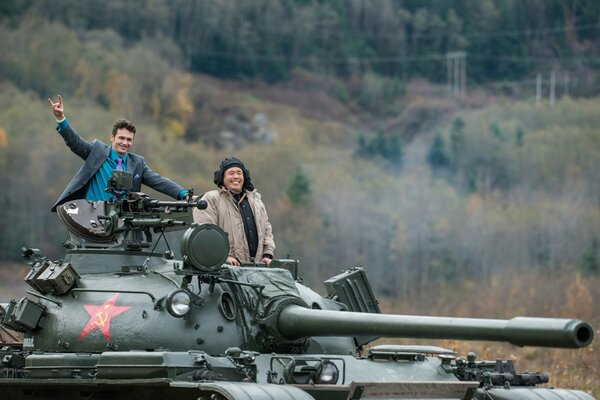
[218,187,258,201]
[109,148,128,163]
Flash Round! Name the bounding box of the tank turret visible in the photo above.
[0,173,595,400]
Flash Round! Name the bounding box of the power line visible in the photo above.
[186,50,448,63]
[190,49,600,66]
[239,22,600,41]
[461,22,600,39]
[468,55,600,64]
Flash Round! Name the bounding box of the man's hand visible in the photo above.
[261,257,272,267]
[226,256,241,266]
[47,95,65,121]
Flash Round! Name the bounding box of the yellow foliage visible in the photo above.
[164,119,186,139]
[562,274,594,320]
[175,87,194,121]
[0,127,7,148]
[104,70,131,115]
[160,74,194,124]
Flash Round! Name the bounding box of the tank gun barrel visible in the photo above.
[277,305,594,348]
[128,218,186,227]
[143,198,207,211]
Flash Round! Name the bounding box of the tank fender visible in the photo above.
[170,381,315,400]
[478,387,596,400]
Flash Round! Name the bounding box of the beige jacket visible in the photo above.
[193,188,275,263]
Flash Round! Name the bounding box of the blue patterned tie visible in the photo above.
[116,157,124,171]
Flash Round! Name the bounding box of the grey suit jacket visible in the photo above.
[51,123,185,211]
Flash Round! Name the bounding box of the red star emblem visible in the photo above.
[79,294,131,341]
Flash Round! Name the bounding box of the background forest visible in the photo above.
[0,0,599,395]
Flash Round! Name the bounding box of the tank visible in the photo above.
[0,171,595,400]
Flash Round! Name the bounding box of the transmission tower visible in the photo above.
[446,51,466,96]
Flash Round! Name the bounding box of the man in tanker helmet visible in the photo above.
[193,157,275,266]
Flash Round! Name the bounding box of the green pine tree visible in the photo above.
[427,132,450,170]
[287,167,312,206]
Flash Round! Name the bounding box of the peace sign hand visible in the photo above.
[47,95,65,120]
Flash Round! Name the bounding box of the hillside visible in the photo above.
[0,4,599,394]
[2,68,600,287]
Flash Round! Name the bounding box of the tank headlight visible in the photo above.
[180,224,229,273]
[166,290,191,318]
[316,361,339,384]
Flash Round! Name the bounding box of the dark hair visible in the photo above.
[213,157,255,191]
[112,118,136,136]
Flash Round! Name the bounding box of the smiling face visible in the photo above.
[223,167,244,193]
[109,129,134,156]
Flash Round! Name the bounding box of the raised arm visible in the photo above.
[48,95,92,159]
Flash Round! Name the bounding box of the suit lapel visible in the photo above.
[127,154,143,190]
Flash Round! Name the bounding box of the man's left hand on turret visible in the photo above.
[261,256,272,267]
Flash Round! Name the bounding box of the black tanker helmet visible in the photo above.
[213,157,255,191]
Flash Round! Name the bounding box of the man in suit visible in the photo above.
[48,95,189,211]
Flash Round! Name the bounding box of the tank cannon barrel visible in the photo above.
[277,305,594,348]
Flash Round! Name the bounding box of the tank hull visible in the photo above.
[0,355,595,400]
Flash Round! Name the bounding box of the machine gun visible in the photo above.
[56,170,206,249]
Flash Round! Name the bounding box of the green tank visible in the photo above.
[0,171,595,400]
